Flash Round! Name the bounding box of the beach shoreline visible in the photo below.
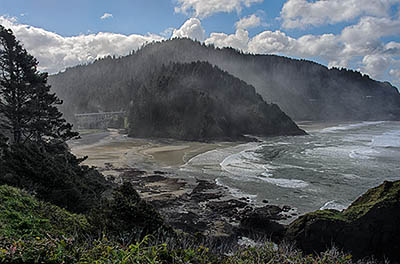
[68,129,297,238]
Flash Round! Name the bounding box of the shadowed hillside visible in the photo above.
[127,61,305,141]
[50,60,305,140]
[50,38,400,121]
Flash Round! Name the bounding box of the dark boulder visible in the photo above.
[239,205,287,240]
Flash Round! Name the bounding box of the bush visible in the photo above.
[89,182,172,244]
[0,142,111,213]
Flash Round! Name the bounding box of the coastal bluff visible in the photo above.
[286,180,400,261]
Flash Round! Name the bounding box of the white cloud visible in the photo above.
[235,14,262,30]
[0,16,163,73]
[281,0,399,29]
[205,29,249,51]
[160,27,175,38]
[205,14,400,83]
[175,0,263,18]
[385,41,400,55]
[172,18,205,41]
[247,30,294,54]
[360,54,393,79]
[1,13,400,87]
[389,68,400,87]
[100,13,113,20]
[390,68,400,79]
[341,17,400,47]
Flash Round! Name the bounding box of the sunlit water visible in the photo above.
[180,121,400,215]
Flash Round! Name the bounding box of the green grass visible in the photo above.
[0,185,90,239]
[289,180,400,229]
[0,185,380,263]
[343,180,400,220]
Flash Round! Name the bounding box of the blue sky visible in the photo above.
[1,0,400,88]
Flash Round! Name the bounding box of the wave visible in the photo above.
[349,148,379,159]
[320,121,385,133]
[320,200,347,211]
[259,173,309,188]
[183,142,260,168]
[220,146,309,189]
[371,129,400,148]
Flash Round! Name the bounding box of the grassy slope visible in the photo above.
[0,185,90,239]
[289,180,400,227]
[0,184,362,263]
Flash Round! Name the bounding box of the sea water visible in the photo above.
[180,121,400,215]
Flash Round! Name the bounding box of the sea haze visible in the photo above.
[181,121,400,214]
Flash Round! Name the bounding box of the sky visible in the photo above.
[1,0,400,88]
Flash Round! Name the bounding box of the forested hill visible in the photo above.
[50,61,305,140]
[50,38,400,121]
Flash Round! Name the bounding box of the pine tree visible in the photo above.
[0,25,78,145]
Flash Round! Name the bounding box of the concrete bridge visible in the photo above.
[74,111,127,129]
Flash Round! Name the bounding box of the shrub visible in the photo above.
[0,142,111,213]
[89,182,172,244]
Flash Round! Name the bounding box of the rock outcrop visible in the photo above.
[286,180,400,261]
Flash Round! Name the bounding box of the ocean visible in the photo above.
[180,121,400,215]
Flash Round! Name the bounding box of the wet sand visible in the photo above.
[69,129,236,174]
[68,129,299,237]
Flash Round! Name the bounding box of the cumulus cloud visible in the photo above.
[175,0,263,18]
[100,13,113,20]
[0,16,163,73]
[390,68,400,79]
[172,18,205,41]
[360,54,393,79]
[1,12,400,87]
[204,13,400,84]
[281,0,399,29]
[205,29,249,50]
[235,14,262,30]
[247,30,294,54]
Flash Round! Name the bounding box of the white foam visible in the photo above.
[342,173,361,180]
[183,142,260,168]
[219,146,309,189]
[321,121,385,133]
[258,175,309,188]
[320,200,347,211]
[371,129,400,148]
[219,145,266,177]
[349,148,379,159]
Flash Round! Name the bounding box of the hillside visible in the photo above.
[128,62,305,140]
[286,180,400,260]
[50,38,400,121]
[50,61,305,141]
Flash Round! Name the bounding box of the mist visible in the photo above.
[49,38,400,125]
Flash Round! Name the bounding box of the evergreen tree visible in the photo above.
[0,25,77,145]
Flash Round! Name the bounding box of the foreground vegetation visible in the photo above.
[0,185,364,264]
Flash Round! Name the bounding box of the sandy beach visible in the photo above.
[68,129,296,238]
[69,129,237,176]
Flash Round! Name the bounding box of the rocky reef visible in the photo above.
[286,180,400,261]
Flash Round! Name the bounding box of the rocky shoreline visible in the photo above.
[102,164,297,243]
[100,164,400,262]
